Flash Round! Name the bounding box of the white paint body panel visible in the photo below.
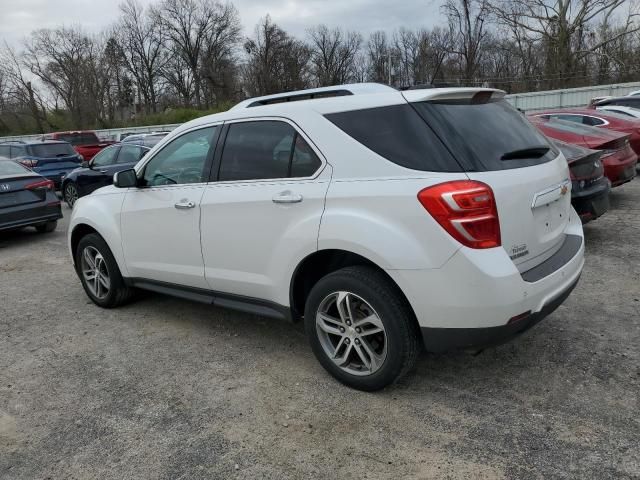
[68,83,585,334]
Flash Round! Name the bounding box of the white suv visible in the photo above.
[68,84,584,391]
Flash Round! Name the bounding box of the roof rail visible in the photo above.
[230,83,397,110]
[0,140,25,144]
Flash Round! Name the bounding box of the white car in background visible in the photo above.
[68,83,584,390]
[596,105,640,119]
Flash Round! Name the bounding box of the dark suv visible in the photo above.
[0,141,83,190]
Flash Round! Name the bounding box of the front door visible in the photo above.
[200,119,330,304]
[120,125,219,288]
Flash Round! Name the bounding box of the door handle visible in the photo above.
[99,169,108,174]
[174,200,196,210]
[272,192,303,204]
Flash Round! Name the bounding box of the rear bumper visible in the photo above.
[604,155,637,187]
[571,177,610,223]
[387,208,584,351]
[420,275,579,352]
[0,203,62,231]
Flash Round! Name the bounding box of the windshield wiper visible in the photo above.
[501,146,550,161]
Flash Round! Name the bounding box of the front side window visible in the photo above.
[218,121,321,181]
[92,146,119,167]
[142,127,216,187]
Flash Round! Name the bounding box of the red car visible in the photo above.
[531,108,640,157]
[41,131,115,161]
[529,117,637,187]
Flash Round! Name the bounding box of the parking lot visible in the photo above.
[0,180,638,479]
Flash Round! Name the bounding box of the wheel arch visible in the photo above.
[289,249,418,327]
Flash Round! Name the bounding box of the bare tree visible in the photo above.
[443,0,492,84]
[118,0,166,113]
[489,0,640,88]
[308,25,362,86]
[243,16,312,96]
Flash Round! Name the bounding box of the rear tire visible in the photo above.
[64,182,78,208]
[75,233,134,308]
[35,220,57,233]
[304,266,420,391]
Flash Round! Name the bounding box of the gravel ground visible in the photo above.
[1,180,639,480]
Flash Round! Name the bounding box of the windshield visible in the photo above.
[29,143,77,158]
[413,99,557,171]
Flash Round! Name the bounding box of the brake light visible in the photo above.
[25,179,54,191]
[18,158,38,168]
[417,180,501,249]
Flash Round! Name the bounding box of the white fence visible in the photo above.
[505,81,640,112]
[2,80,640,142]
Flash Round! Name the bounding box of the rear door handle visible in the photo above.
[272,192,303,204]
[175,200,196,210]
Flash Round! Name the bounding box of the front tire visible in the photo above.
[35,220,57,233]
[304,266,420,391]
[64,182,78,208]
[75,233,134,308]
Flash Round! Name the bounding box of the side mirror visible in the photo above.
[113,168,138,188]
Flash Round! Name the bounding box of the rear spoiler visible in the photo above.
[402,88,505,104]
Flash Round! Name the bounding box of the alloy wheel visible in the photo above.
[315,291,387,376]
[80,246,110,299]
[65,183,78,207]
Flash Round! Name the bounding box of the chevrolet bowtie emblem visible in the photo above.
[560,184,569,196]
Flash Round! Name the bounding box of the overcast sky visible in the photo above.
[0,0,443,47]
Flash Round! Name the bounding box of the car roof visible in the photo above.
[168,84,504,136]
[533,108,639,123]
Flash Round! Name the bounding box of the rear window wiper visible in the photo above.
[501,146,550,161]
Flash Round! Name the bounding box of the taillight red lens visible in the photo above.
[417,180,501,249]
[25,179,54,191]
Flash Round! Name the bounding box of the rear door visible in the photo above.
[406,91,573,271]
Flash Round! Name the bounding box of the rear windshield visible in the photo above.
[56,133,98,145]
[29,143,77,158]
[413,99,557,171]
[0,160,28,175]
[325,104,461,172]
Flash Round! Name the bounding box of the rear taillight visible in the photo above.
[25,179,54,191]
[18,158,38,168]
[417,180,501,249]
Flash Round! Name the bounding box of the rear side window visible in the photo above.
[414,100,557,171]
[28,143,76,158]
[325,104,461,172]
[219,121,321,181]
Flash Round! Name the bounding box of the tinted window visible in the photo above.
[326,104,460,172]
[92,146,119,167]
[584,116,605,126]
[28,143,77,158]
[117,145,145,164]
[291,135,322,177]
[10,145,26,158]
[0,145,11,158]
[219,121,303,181]
[142,127,216,186]
[413,100,556,171]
